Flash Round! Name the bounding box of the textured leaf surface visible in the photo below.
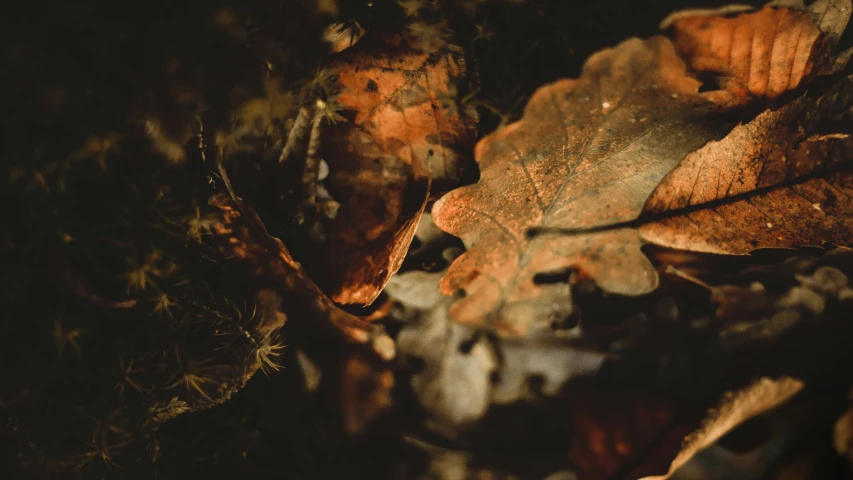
[432,3,850,337]
[641,377,804,480]
[320,33,477,305]
[639,76,853,253]
[432,36,728,336]
[569,392,688,480]
[666,3,830,106]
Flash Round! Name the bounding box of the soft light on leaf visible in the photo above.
[433,36,729,336]
[313,32,477,305]
[641,377,804,480]
[639,76,853,254]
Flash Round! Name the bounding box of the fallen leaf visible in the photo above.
[433,2,851,336]
[316,32,478,305]
[323,22,366,53]
[663,0,851,106]
[391,269,497,434]
[792,0,853,43]
[432,36,731,336]
[492,339,609,405]
[639,75,853,254]
[641,378,833,480]
[386,269,448,310]
[208,193,374,342]
[640,376,804,480]
[389,216,609,429]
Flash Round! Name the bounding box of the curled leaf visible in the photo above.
[641,376,804,480]
[208,194,374,342]
[315,33,477,305]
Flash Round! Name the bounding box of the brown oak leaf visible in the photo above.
[432,36,731,336]
[317,33,477,305]
[432,4,850,337]
[639,75,853,254]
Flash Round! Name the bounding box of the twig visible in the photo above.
[278,106,315,165]
[301,102,326,210]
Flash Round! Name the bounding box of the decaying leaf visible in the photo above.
[641,376,804,480]
[667,388,845,479]
[639,76,853,254]
[387,247,853,474]
[432,35,730,336]
[390,268,615,430]
[663,0,851,106]
[317,32,478,305]
[492,339,609,405]
[390,269,497,434]
[564,250,853,479]
[390,217,609,430]
[208,193,374,342]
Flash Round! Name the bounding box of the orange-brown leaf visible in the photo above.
[209,194,374,342]
[664,0,851,106]
[432,3,850,336]
[319,33,477,305]
[641,377,804,480]
[668,7,824,105]
[639,76,853,254]
[432,36,728,336]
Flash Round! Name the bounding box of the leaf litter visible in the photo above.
[383,0,853,478]
[432,0,853,337]
[8,0,853,478]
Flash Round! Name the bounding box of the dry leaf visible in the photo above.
[208,193,374,342]
[639,76,853,254]
[388,227,614,446]
[390,216,608,431]
[663,0,851,106]
[492,339,608,405]
[317,33,477,305]
[391,269,497,433]
[641,376,804,480]
[432,3,851,336]
[432,36,729,336]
